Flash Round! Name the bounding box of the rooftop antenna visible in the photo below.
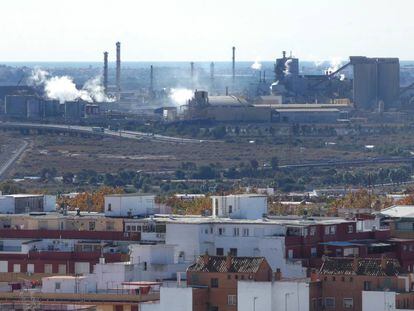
[150,65,154,93]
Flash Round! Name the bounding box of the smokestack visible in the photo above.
[232,46,236,81]
[225,86,229,96]
[263,71,266,82]
[190,62,194,81]
[103,52,108,94]
[210,62,214,80]
[150,65,154,92]
[116,42,121,96]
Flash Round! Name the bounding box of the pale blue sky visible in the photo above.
[0,0,412,61]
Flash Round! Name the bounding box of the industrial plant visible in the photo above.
[0,43,412,125]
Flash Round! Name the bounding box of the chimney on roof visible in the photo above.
[226,253,232,271]
[310,269,318,282]
[274,268,282,281]
[380,255,387,271]
[352,257,359,272]
[202,253,209,266]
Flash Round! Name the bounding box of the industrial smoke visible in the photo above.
[29,69,114,104]
[251,58,262,70]
[169,88,193,108]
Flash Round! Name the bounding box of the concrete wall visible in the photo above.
[0,197,14,214]
[42,276,96,294]
[211,195,268,220]
[104,195,156,217]
[238,280,310,311]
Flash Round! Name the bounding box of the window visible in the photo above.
[350,277,353,282]
[13,264,21,273]
[343,298,353,309]
[218,228,225,236]
[58,264,66,274]
[330,226,336,235]
[44,264,53,274]
[227,275,231,280]
[325,297,335,308]
[55,282,61,290]
[324,226,330,235]
[233,228,240,236]
[332,277,336,281]
[348,225,354,233]
[131,226,136,231]
[228,295,237,305]
[303,228,308,237]
[235,275,238,280]
[211,278,219,288]
[191,274,199,284]
[230,248,237,256]
[410,245,413,252]
[126,225,131,231]
[228,205,233,214]
[27,264,34,274]
[88,222,95,231]
[310,227,316,236]
[216,248,224,256]
[341,277,345,282]
[311,247,317,257]
[403,245,408,251]
[364,281,371,291]
[107,203,112,211]
[242,228,249,237]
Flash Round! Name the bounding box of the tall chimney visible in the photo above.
[190,62,194,82]
[150,65,154,92]
[232,46,236,81]
[210,62,214,81]
[103,52,108,94]
[116,42,121,96]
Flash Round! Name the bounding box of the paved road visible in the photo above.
[0,139,28,179]
[0,122,213,144]
[279,157,414,169]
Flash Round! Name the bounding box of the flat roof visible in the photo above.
[105,193,155,197]
[134,214,354,226]
[5,194,44,198]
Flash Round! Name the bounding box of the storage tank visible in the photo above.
[377,58,400,108]
[350,57,377,110]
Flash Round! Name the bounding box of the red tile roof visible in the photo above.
[187,255,266,273]
[319,257,401,277]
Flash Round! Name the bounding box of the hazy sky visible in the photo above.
[1,0,413,61]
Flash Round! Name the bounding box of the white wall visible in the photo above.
[362,291,397,311]
[165,222,304,278]
[42,276,96,294]
[0,196,14,214]
[211,195,268,220]
[104,194,156,217]
[93,262,133,290]
[43,195,56,212]
[238,280,310,311]
[130,244,175,265]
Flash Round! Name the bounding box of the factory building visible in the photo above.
[5,95,43,119]
[186,90,271,122]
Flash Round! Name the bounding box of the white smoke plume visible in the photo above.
[284,59,293,76]
[29,68,114,104]
[326,57,345,75]
[251,58,262,70]
[169,88,193,108]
